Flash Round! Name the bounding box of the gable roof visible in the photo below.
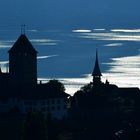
[8,34,37,54]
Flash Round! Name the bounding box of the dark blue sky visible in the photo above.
[0,0,140,29]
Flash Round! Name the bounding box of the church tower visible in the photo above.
[8,34,37,86]
[92,49,102,85]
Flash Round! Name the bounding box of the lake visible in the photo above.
[0,28,140,95]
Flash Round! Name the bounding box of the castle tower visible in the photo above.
[92,49,102,85]
[8,34,38,86]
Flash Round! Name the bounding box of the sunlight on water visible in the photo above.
[93,29,106,31]
[111,29,140,33]
[0,61,8,72]
[1,28,140,96]
[72,29,92,33]
[31,39,59,46]
[63,55,140,95]
[30,39,59,43]
[0,40,14,49]
[27,29,38,32]
[104,43,123,47]
[103,55,140,88]
[80,32,140,42]
[37,55,59,59]
[0,44,11,49]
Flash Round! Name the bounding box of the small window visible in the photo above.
[57,106,60,110]
[26,107,32,112]
[41,107,45,112]
[51,100,55,104]
[63,105,67,109]
[24,101,32,106]
[41,101,45,105]
[57,99,60,104]
[47,100,50,105]
[47,107,50,111]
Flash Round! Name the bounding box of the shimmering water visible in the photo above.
[0,28,140,95]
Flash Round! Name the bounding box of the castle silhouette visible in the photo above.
[1,32,140,140]
[0,33,69,120]
[0,32,140,123]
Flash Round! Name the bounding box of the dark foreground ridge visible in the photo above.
[0,34,140,140]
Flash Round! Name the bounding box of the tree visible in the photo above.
[80,83,93,93]
[46,80,65,93]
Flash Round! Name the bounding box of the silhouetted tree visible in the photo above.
[80,83,93,93]
[46,80,65,93]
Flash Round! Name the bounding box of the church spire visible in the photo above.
[92,49,102,85]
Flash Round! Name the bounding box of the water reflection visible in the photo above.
[63,55,140,95]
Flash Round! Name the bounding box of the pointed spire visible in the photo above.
[92,49,102,77]
[92,49,102,85]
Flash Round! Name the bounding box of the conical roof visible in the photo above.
[92,49,102,76]
[8,34,37,54]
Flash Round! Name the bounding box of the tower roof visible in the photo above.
[8,34,37,54]
[92,49,102,76]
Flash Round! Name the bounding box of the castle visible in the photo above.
[0,32,140,124]
[0,33,69,120]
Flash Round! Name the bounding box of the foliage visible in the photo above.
[74,83,93,96]
[46,80,65,93]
